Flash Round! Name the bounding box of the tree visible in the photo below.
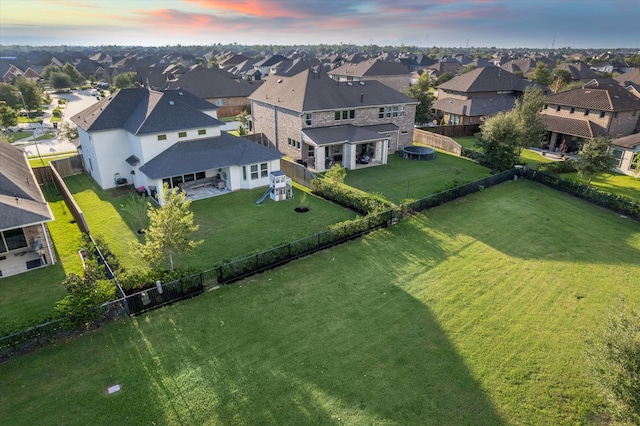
[550,68,573,93]
[41,64,62,83]
[62,63,85,85]
[436,72,454,85]
[476,111,520,171]
[14,77,42,112]
[0,83,22,110]
[59,121,78,141]
[135,184,202,270]
[0,102,18,128]
[405,72,433,125]
[208,56,219,69]
[50,72,73,90]
[460,64,477,74]
[513,86,546,152]
[112,72,138,90]
[577,136,616,184]
[530,62,552,87]
[586,299,640,424]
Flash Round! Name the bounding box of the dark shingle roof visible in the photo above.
[433,95,518,117]
[437,66,534,93]
[163,65,257,98]
[71,88,221,135]
[329,60,412,78]
[613,132,640,149]
[138,132,282,179]
[249,69,417,113]
[541,114,607,139]
[546,83,640,111]
[302,125,387,146]
[0,143,53,231]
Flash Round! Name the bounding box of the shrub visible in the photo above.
[311,178,393,215]
[538,159,578,174]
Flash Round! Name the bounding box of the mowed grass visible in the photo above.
[64,173,354,271]
[560,171,640,201]
[344,152,491,204]
[0,184,83,333]
[2,181,638,425]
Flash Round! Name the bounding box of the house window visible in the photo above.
[308,145,315,157]
[260,162,268,178]
[1,228,28,253]
[556,105,561,112]
[379,105,405,118]
[631,152,640,170]
[305,113,313,126]
[570,107,575,114]
[544,104,548,109]
[584,110,590,116]
[198,129,206,135]
[611,148,624,168]
[158,134,167,141]
[196,171,206,180]
[448,114,461,125]
[242,166,247,180]
[600,111,605,118]
[178,131,187,138]
[288,138,301,149]
[250,165,259,180]
[335,109,355,120]
[215,99,224,107]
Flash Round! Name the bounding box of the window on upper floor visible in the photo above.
[600,111,606,118]
[215,99,224,107]
[305,113,313,126]
[584,110,590,116]
[198,129,206,135]
[157,134,167,141]
[335,109,355,120]
[570,107,575,114]
[178,131,187,138]
[556,105,561,112]
[379,105,405,119]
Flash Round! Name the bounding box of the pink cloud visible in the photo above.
[183,0,309,19]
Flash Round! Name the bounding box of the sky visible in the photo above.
[0,0,638,49]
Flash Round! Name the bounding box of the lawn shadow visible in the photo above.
[112,227,505,424]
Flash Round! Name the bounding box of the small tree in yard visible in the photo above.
[513,86,546,153]
[135,184,202,270]
[0,101,18,128]
[476,111,520,171]
[586,299,640,424]
[325,164,347,184]
[405,72,433,125]
[577,136,616,184]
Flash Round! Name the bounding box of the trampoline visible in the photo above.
[403,146,436,161]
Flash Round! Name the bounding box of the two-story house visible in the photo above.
[249,69,418,172]
[540,82,640,153]
[327,60,413,93]
[432,67,538,125]
[0,142,55,278]
[71,88,282,204]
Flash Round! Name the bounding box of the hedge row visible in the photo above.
[310,178,394,215]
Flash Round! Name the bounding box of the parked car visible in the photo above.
[90,89,98,96]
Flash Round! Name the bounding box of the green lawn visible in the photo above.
[453,135,479,150]
[64,174,354,271]
[560,171,640,201]
[2,180,637,425]
[0,184,83,334]
[28,152,77,168]
[344,151,491,204]
[519,148,555,169]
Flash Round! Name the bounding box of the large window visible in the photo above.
[379,105,405,118]
[0,228,28,253]
[611,148,624,168]
[250,165,259,180]
[334,109,355,120]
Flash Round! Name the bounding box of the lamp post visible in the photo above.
[18,90,42,163]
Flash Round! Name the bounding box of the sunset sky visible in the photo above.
[1,0,638,48]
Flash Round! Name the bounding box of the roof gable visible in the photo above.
[437,67,533,93]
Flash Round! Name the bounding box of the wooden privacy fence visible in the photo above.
[413,128,462,156]
[421,124,481,137]
[280,158,316,187]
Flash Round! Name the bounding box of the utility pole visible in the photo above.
[18,90,42,163]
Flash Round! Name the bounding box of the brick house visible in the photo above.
[249,69,418,172]
[611,133,640,177]
[432,67,537,125]
[540,82,640,152]
[0,143,55,278]
[163,65,259,118]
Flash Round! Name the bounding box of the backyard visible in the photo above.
[1,180,638,425]
[344,151,491,204]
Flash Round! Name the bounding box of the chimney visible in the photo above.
[360,93,364,103]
